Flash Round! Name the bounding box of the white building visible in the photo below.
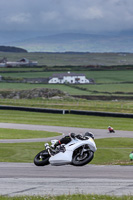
[0,58,38,67]
[48,72,90,84]
[6,58,38,67]
[0,57,7,67]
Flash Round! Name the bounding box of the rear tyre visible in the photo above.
[72,150,94,166]
[34,150,50,166]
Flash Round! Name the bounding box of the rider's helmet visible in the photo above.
[108,126,111,128]
[70,132,76,138]
[84,132,94,139]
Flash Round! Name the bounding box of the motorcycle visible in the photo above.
[108,126,115,133]
[34,135,97,166]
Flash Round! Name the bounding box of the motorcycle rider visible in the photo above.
[53,132,94,148]
[108,126,115,133]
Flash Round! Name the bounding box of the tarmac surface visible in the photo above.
[0,123,133,197]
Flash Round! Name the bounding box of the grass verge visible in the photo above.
[0,128,60,139]
[1,194,133,200]
[92,138,133,165]
[0,142,44,162]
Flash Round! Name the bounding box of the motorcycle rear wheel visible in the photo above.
[34,150,50,166]
[72,150,94,166]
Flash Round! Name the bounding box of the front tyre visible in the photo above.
[72,150,94,166]
[34,150,50,166]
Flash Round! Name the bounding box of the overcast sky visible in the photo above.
[0,0,133,35]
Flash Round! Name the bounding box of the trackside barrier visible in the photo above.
[0,106,133,118]
[0,105,69,114]
[70,110,133,118]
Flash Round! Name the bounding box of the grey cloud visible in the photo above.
[0,0,133,33]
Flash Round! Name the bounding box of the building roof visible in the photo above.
[50,72,85,79]
[19,58,29,62]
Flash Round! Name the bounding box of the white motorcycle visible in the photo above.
[34,134,97,166]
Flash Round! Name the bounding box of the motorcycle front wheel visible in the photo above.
[72,150,94,166]
[34,150,50,166]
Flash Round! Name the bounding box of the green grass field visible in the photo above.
[76,83,133,95]
[0,128,60,139]
[92,138,133,165]
[1,52,133,66]
[0,82,133,97]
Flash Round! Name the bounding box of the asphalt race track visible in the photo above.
[0,123,133,197]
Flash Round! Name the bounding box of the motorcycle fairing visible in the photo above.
[65,137,97,152]
[49,151,73,165]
